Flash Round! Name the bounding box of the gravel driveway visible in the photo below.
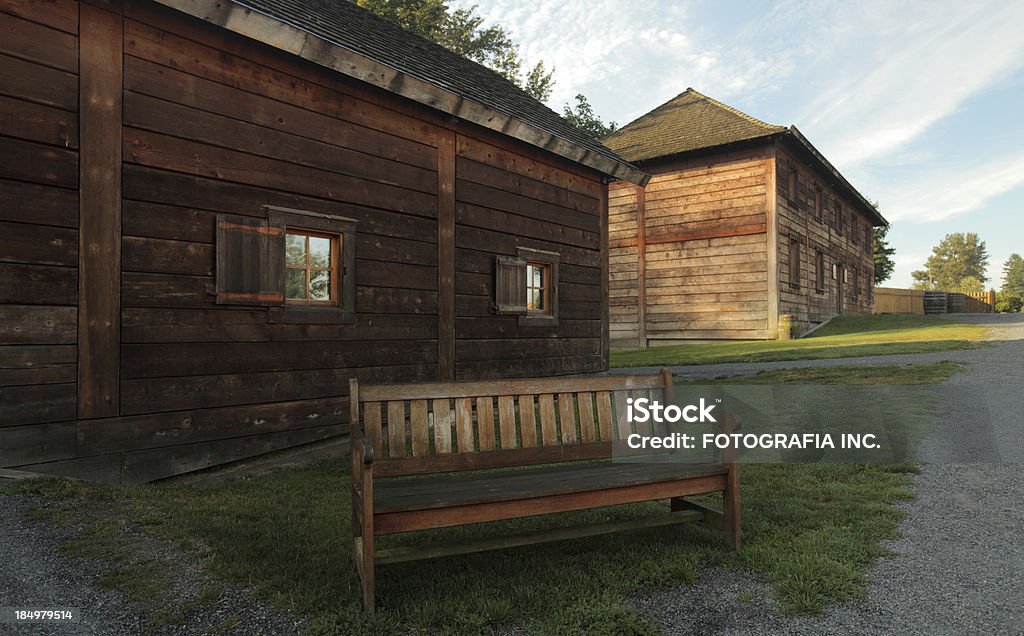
[632,313,1024,634]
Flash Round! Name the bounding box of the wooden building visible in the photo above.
[603,89,887,346]
[0,0,646,481]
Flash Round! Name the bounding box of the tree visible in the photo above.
[356,0,554,101]
[1002,253,1024,297]
[873,225,896,285]
[562,94,618,140]
[911,232,989,291]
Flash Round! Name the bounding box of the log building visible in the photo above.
[603,89,886,346]
[0,0,645,481]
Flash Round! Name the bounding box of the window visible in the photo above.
[286,230,338,304]
[865,225,873,254]
[526,262,551,315]
[836,202,844,235]
[853,267,860,298]
[867,273,874,301]
[789,236,801,289]
[815,250,825,293]
[814,185,823,222]
[494,247,559,325]
[788,163,799,204]
[215,206,356,324]
[852,217,860,246]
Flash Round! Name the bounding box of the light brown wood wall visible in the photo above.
[608,147,772,345]
[774,143,875,331]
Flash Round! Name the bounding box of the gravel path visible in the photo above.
[633,313,1024,635]
[0,493,143,635]
[0,490,305,635]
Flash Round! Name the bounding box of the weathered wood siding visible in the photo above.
[774,143,874,332]
[454,133,606,378]
[608,147,771,345]
[0,1,80,470]
[0,0,608,481]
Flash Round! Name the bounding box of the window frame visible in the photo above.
[788,162,799,205]
[268,206,356,325]
[815,250,825,294]
[285,229,341,306]
[517,247,559,326]
[525,261,552,316]
[788,235,801,290]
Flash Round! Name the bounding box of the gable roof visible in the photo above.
[603,88,786,163]
[154,0,647,185]
[604,88,886,226]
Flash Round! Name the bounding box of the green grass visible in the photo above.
[7,361,962,635]
[611,314,988,367]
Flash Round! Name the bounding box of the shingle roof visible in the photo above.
[604,88,886,226]
[155,0,646,184]
[603,88,786,163]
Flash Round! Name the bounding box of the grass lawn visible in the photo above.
[8,362,961,635]
[611,314,988,368]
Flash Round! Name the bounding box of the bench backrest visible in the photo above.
[350,370,675,477]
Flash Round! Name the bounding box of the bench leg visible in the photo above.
[724,466,741,550]
[354,534,376,610]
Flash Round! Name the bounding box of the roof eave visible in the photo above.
[153,0,649,186]
[785,127,888,226]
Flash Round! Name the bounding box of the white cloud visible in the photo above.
[451,0,795,122]
[791,1,1024,168]
[876,153,1024,223]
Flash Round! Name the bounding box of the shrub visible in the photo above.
[994,292,1023,313]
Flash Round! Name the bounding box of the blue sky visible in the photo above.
[453,0,1024,289]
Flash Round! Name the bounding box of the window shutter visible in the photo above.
[494,255,527,315]
[216,214,285,305]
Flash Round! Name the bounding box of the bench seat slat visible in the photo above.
[374,461,728,514]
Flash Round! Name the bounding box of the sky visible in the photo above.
[452,0,1024,289]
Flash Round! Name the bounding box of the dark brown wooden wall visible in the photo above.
[453,134,606,379]
[0,1,80,469]
[0,0,607,481]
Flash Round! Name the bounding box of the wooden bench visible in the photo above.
[349,369,740,609]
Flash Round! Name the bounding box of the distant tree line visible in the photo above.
[356,0,616,139]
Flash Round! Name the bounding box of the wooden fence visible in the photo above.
[875,288,994,315]
[874,288,925,314]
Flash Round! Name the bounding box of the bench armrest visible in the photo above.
[352,435,374,467]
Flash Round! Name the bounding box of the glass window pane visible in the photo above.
[309,236,331,268]
[286,268,306,300]
[310,270,332,301]
[285,233,306,266]
[528,288,544,311]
